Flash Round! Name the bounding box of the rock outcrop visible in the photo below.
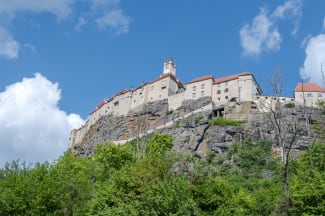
[70,98,324,158]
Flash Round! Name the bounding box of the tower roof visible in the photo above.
[165,57,176,66]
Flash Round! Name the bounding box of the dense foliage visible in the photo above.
[0,134,324,215]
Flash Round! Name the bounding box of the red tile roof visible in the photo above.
[295,82,325,92]
[189,75,215,83]
[214,72,251,84]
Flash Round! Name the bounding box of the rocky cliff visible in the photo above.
[70,97,324,158]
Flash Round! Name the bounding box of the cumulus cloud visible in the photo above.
[0,73,84,166]
[0,0,74,20]
[0,26,20,59]
[0,0,131,59]
[300,34,325,85]
[240,9,282,56]
[96,9,130,35]
[240,0,302,56]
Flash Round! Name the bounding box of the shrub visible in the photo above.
[175,121,180,128]
[209,117,246,126]
[166,110,173,115]
[284,102,295,108]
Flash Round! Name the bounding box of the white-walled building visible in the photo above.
[294,82,325,107]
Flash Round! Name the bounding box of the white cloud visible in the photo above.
[96,9,130,35]
[0,26,20,59]
[75,17,87,31]
[0,0,74,20]
[0,0,131,59]
[240,0,302,56]
[0,73,84,166]
[272,0,302,19]
[240,9,282,56]
[23,43,36,53]
[299,34,325,85]
[323,17,325,31]
[272,0,302,35]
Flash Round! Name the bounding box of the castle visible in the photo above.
[69,58,325,148]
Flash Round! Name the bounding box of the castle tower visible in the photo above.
[163,57,176,76]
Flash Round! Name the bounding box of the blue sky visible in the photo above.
[1,0,325,165]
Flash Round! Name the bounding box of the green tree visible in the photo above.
[146,134,173,157]
[290,142,325,215]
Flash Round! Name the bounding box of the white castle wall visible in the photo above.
[185,78,214,100]
[168,91,186,110]
[294,91,325,107]
[146,77,169,102]
[254,96,295,112]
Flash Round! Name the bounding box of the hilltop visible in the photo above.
[68,58,325,157]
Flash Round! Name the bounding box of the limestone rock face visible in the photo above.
[70,99,323,158]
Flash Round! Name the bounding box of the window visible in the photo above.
[201,83,205,89]
[218,97,220,101]
[217,90,221,94]
[192,86,196,91]
[224,88,229,93]
[225,96,228,100]
[318,94,323,97]
[151,86,154,91]
[162,86,166,90]
[225,81,228,86]
[307,93,313,97]
[201,91,205,96]
[192,92,196,98]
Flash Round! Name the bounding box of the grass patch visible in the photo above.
[195,115,204,124]
[209,117,246,126]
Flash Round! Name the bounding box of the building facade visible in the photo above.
[294,82,325,107]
